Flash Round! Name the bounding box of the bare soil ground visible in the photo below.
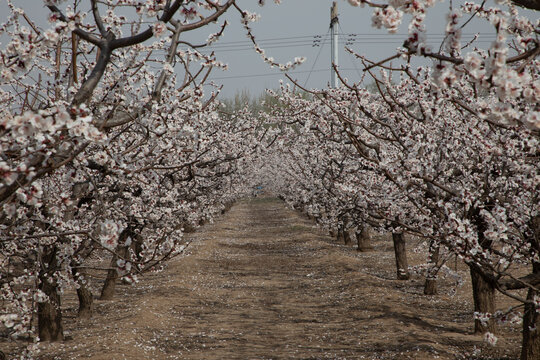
[2,197,522,359]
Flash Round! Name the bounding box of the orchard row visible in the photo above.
[0,1,538,359]
[254,1,539,359]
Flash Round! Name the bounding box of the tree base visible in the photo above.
[423,278,437,295]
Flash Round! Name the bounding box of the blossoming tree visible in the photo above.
[0,0,263,351]
[254,1,539,358]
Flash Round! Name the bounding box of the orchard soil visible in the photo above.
[2,197,523,359]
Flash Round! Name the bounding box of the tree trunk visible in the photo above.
[392,232,410,280]
[100,257,118,301]
[74,269,93,318]
[336,227,344,243]
[76,284,93,318]
[38,247,64,342]
[343,229,353,245]
[356,225,372,252]
[521,217,540,359]
[133,234,144,261]
[521,287,540,360]
[100,230,130,300]
[470,267,496,334]
[423,277,438,295]
[38,281,64,341]
[466,207,497,334]
[424,241,440,295]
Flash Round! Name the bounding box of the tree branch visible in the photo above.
[110,0,184,50]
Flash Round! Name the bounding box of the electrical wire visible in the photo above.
[205,32,494,47]
[199,32,497,82]
[184,32,497,53]
[338,22,363,80]
[208,68,361,81]
[303,28,330,88]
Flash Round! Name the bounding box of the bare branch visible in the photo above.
[91,0,108,37]
[511,0,540,10]
[110,0,184,50]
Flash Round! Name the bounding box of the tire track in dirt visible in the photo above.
[29,197,521,359]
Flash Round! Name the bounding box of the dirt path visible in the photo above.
[6,197,521,359]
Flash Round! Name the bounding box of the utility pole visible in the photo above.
[330,1,339,88]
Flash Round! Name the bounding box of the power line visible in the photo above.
[186,34,497,54]
[304,28,330,88]
[183,38,496,54]
[209,38,329,49]
[200,32,496,51]
[339,22,363,80]
[204,32,495,48]
[61,35,497,55]
[208,68,361,81]
[207,34,331,47]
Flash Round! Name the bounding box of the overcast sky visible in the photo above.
[3,1,534,99]
[195,0,498,98]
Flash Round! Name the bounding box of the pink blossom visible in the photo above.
[153,21,166,37]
